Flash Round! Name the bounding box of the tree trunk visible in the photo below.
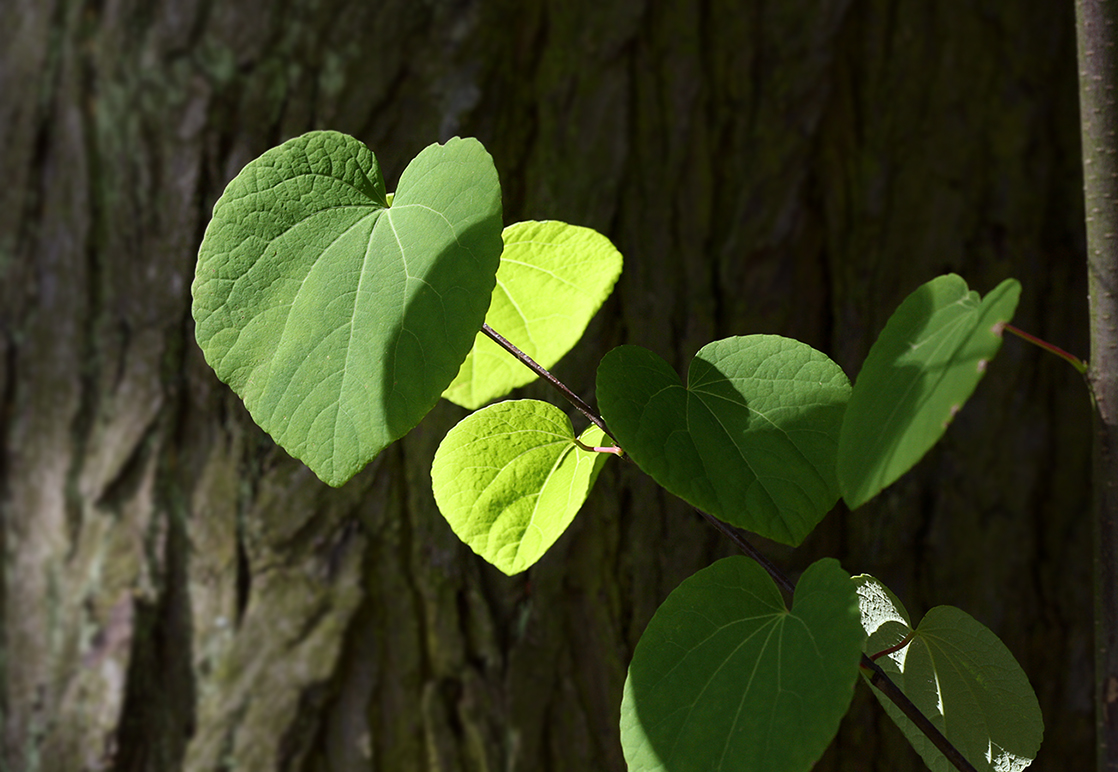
[0,1,1090,770]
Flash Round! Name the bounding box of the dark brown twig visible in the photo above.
[480,323,615,441]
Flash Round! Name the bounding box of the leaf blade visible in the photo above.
[621,557,864,772]
[431,399,610,574]
[597,336,850,545]
[192,131,503,486]
[839,275,1021,508]
[855,576,1044,771]
[443,220,623,409]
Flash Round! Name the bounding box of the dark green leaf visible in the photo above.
[597,336,850,545]
[854,575,1044,771]
[839,275,1021,508]
[622,557,865,772]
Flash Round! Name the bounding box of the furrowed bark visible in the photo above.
[0,1,1092,769]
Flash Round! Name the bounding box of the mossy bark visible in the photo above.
[0,1,1091,770]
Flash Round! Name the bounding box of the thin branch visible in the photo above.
[860,657,979,772]
[480,323,616,441]
[695,509,978,772]
[869,630,915,662]
[1004,323,1088,375]
[695,509,794,594]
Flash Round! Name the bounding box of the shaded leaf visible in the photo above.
[622,557,864,772]
[839,275,1021,508]
[597,336,850,545]
[854,575,1044,771]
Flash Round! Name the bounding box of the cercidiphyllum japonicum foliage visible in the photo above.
[596,335,851,546]
[192,130,1042,771]
[192,131,504,487]
[442,219,623,410]
[431,400,611,575]
[853,576,1043,772]
[621,557,867,772]
[838,275,1023,509]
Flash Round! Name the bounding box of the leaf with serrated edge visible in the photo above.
[597,335,850,545]
[622,557,864,772]
[443,220,623,409]
[839,275,1021,509]
[192,131,502,486]
[431,399,611,575]
[854,575,1044,771]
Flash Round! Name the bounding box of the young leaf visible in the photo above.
[430,399,611,575]
[854,575,1044,771]
[192,131,503,487]
[621,557,865,772]
[596,336,850,546]
[839,275,1021,509]
[442,220,623,409]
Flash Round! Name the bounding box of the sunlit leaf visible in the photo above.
[443,220,623,409]
[193,131,502,486]
[431,399,611,575]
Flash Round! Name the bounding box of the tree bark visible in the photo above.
[0,1,1091,770]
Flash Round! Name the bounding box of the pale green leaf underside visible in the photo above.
[621,557,864,772]
[431,399,611,575]
[854,576,1043,771]
[839,275,1021,509]
[443,220,623,409]
[597,336,850,546]
[192,131,503,486]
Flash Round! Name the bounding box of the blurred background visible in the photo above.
[0,1,1091,769]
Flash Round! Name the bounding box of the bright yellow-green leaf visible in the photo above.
[431,399,611,575]
[443,220,622,409]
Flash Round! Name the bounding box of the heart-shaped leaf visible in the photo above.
[839,275,1021,509]
[621,557,865,772]
[443,220,623,409]
[854,575,1044,771]
[596,336,850,545]
[192,131,503,486]
[431,399,612,575]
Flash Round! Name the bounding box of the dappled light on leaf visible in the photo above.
[597,336,850,545]
[193,131,503,486]
[839,275,1021,509]
[854,575,1043,771]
